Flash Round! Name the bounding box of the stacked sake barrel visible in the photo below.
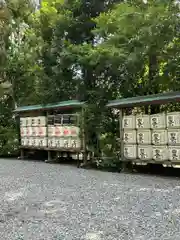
[123,113,168,161]
[123,115,137,160]
[136,113,168,161]
[150,113,168,161]
[167,112,180,162]
[20,117,27,146]
[123,111,180,162]
[20,116,47,148]
[136,114,152,161]
[47,114,81,150]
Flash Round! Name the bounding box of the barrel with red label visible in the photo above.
[38,126,47,137]
[20,127,26,137]
[62,127,71,137]
[55,126,63,137]
[26,127,32,137]
[70,126,80,137]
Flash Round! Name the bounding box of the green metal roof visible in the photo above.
[107,91,180,108]
[14,100,85,113]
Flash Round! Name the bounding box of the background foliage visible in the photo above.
[0,0,180,165]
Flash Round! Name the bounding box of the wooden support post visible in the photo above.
[45,150,52,163]
[119,109,124,162]
[56,151,59,162]
[82,107,87,166]
[77,152,80,168]
[48,151,51,161]
[119,108,128,171]
[20,149,24,160]
[46,110,49,136]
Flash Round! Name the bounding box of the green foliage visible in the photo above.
[93,0,180,96]
[1,0,180,163]
[0,127,19,156]
[80,97,119,162]
[0,95,19,156]
[0,0,36,156]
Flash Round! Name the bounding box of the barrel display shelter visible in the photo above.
[14,100,88,165]
[107,92,180,168]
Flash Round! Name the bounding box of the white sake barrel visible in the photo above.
[70,137,81,149]
[20,127,26,137]
[54,126,62,137]
[124,144,137,159]
[36,137,41,147]
[37,116,46,126]
[37,138,41,147]
[48,137,56,148]
[168,129,180,145]
[150,113,166,129]
[138,145,152,160]
[54,138,62,148]
[26,137,32,146]
[70,126,80,137]
[43,137,47,147]
[26,127,33,137]
[47,115,54,126]
[36,137,40,147]
[48,126,55,137]
[36,138,40,147]
[123,130,136,144]
[38,126,47,137]
[38,137,47,147]
[62,138,71,149]
[152,130,167,145]
[25,117,32,127]
[136,115,150,129]
[169,146,180,161]
[153,146,168,161]
[57,138,65,148]
[31,117,37,127]
[62,126,71,137]
[137,130,151,145]
[20,118,26,127]
[167,112,180,128]
[31,137,37,147]
[122,115,136,129]
[32,127,39,136]
[21,137,27,146]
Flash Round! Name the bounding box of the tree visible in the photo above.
[28,0,123,103]
[65,0,180,156]
[89,0,180,96]
[0,0,38,156]
[0,0,10,83]
[1,0,180,158]
[26,0,124,157]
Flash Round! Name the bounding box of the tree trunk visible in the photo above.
[148,52,160,114]
[149,53,158,92]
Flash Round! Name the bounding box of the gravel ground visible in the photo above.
[0,159,180,240]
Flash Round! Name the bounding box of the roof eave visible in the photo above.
[107,92,180,109]
[14,102,85,113]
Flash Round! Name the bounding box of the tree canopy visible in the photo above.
[0,0,180,156]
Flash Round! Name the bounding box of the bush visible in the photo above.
[93,134,121,171]
[95,156,122,172]
[0,126,19,157]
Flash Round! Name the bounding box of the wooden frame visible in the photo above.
[14,100,88,166]
[107,91,180,167]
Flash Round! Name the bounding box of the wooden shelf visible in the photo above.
[123,158,180,165]
[20,146,83,153]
